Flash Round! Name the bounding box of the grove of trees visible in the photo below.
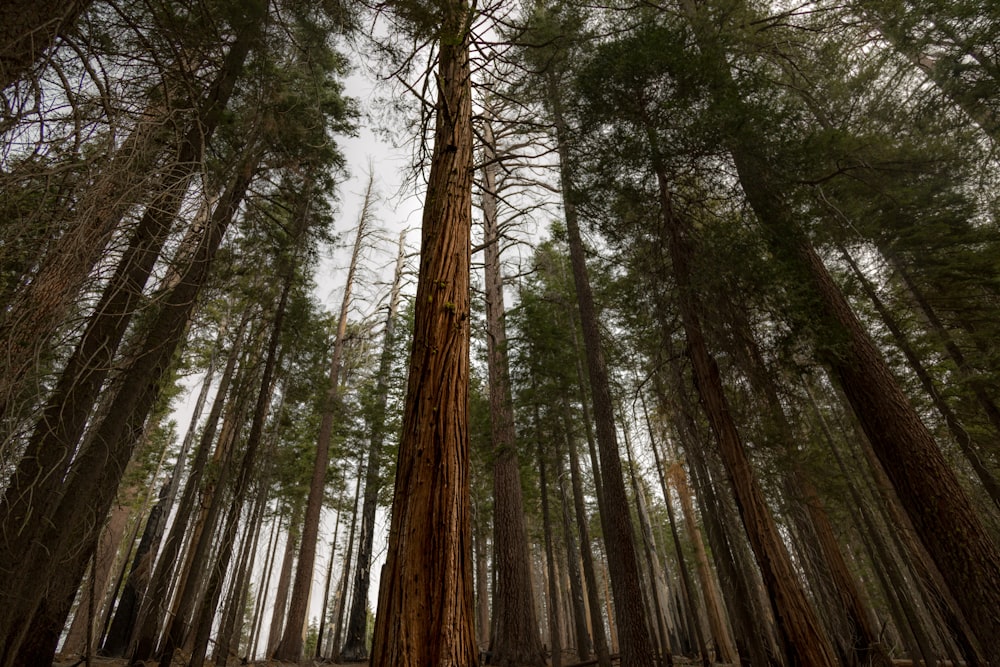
[2,0,1000,666]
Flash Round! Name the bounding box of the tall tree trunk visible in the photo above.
[247,507,282,662]
[267,505,302,659]
[559,402,612,667]
[169,224,293,667]
[0,141,260,667]
[0,25,247,430]
[275,174,373,662]
[0,0,93,89]
[617,408,673,666]
[340,230,407,661]
[648,140,836,665]
[549,73,657,667]
[537,426,563,667]
[61,500,130,657]
[127,311,251,661]
[482,118,546,667]
[214,481,270,666]
[640,392,737,665]
[684,2,1000,650]
[316,490,345,660]
[368,3,477,664]
[554,438,593,662]
[837,244,1000,511]
[667,461,737,665]
[176,364,256,651]
[330,458,365,661]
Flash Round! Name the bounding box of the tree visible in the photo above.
[481,117,546,666]
[0,0,95,90]
[369,1,479,663]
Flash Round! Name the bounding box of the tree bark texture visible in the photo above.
[0,0,93,89]
[369,4,477,664]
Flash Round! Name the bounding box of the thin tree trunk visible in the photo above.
[127,311,250,661]
[619,410,674,667]
[537,426,563,667]
[662,370,780,667]
[275,174,373,662]
[316,493,344,660]
[550,73,656,667]
[368,4,477,664]
[246,506,281,662]
[214,483,269,666]
[2,140,260,667]
[173,231,293,667]
[640,392,737,665]
[267,505,302,659]
[340,230,407,661]
[560,401,612,667]
[554,438,593,662]
[330,458,365,661]
[482,118,546,667]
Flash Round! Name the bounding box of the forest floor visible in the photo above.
[53,651,728,666]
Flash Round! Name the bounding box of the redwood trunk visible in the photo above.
[368,3,477,664]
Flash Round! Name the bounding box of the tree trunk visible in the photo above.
[247,508,282,662]
[127,311,251,661]
[550,73,657,667]
[173,227,293,667]
[837,244,1000,512]
[0,140,260,667]
[368,3,477,664]
[267,505,302,659]
[554,438,593,662]
[649,145,837,665]
[275,174,373,663]
[316,491,344,660]
[330,459,365,661]
[0,29,244,431]
[340,230,407,661]
[640,389,736,665]
[537,427,563,667]
[482,118,546,667]
[0,0,93,89]
[620,411,674,667]
[61,500,130,657]
[213,484,269,666]
[560,401,612,667]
